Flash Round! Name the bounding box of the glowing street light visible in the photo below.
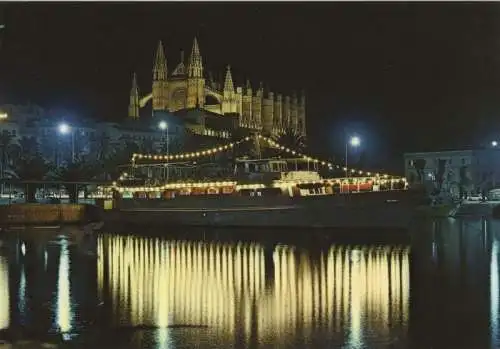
[492,141,498,147]
[58,123,70,135]
[0,113,7,120]
[58,123,75,162]
[350,136,361,147]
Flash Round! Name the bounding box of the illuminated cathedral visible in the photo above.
[128,37,306,138]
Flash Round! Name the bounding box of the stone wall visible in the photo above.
[0,204,99,225]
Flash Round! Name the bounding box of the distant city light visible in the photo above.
[349,136,360,147]
[0,113,7,120]
[58,123,70,134]
[158,121,168,130]
[492,141,498,147]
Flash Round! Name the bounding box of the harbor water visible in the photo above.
[0,218,498,348]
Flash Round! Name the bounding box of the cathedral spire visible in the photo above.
[188,37,203,78]
[153,40,167,80]
[128,73,140,119]
[131,72,138,94]
[224,65,234,93]
[152,40,168,111]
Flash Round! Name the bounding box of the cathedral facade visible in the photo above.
[128,38,306,138]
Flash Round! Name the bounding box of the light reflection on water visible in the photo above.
[2,219,500,348]
[98,235,410,348]
[0,254,9,330]
[56,238,72,334]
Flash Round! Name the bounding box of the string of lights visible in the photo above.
[129,134,398,179]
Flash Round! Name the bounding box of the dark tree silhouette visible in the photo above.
[13,156,51,202]
[53,160,99,203]
[273,127,306,153]
[0,130,15,180]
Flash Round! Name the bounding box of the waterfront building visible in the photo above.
[0,104,178,163]
[0,37,307,165]
[128,38,307,139]
[404,148,500,197]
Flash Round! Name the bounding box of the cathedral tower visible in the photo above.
[152,40,168,112]
[222,65,237,114]
[262,89,274,135]
[128,73,140,119]
[187,37,205,108]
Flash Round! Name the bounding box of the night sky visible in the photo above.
[1,2,500,172]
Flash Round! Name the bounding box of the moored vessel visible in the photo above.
[102,157,421,230]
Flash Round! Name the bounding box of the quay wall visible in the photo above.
[0,204,101,225]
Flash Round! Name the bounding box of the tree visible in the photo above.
[92,131,111,162]
[53,160,99,203]
[9,136,39,166]
[159,136,183,154]
[139,138,155,154]
[273,127,306,154]
[13,156,52,202]
[99,141,139,181]
[0,130,15,180]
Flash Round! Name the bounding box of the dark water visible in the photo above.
[0,219,497,348]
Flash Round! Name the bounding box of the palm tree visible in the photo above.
[92,131,111,162]
[139,137,155,154]
[18,136,39,157]
[13,156,52,202]
[8,136,39,167]
[273,127,306,154]
[99,141,139,181]
[53,160,98,203]
[0,130,15,179]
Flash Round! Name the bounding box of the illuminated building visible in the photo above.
[128,38,307,139]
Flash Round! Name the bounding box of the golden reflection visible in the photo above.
[98,235,410,346]
[0,255,9,330]
[57,240,72,332]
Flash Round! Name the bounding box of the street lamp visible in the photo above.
[492,141,498,147]
[345,135,360,193]
[58,123,75,163]
[158,121,169,182]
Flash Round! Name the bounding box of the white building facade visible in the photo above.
[404,149,500,198]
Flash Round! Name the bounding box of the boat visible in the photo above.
[101,158,424,230]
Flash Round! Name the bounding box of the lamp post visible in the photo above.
[159,121,169,182]
[345,135,360,193]
[58,123,75,163]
